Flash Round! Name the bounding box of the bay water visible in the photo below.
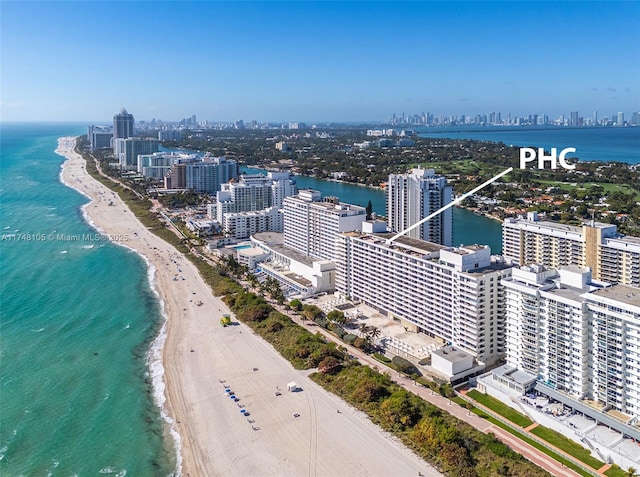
[417,126,640,164]
[0,123,176,476]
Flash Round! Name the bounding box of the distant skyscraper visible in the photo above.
[570,111,579,126]
[113,108,135,152]
[387,167,453,246]
[617,112,624,126]
[593,110,598,125]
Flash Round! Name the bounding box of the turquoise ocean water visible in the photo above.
[0,123,176,476]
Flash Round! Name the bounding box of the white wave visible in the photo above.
[3,226,9,230]
[31,328,45,333]
[56,137,181,476]
[145,257,182,477]
[81,244,95,249]
[60,250,68,254]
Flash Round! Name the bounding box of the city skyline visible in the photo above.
[1,1,639,122]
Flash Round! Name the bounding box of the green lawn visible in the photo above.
[467,389,534,427]
[530,426,607,470]
[461,403,595,477]
[462,390,620,474]
[605,466,630,477]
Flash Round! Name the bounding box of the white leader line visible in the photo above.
[386,167,513,244]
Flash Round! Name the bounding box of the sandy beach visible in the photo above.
[56,137,440,477]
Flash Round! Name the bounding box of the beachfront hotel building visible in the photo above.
[137,152,197,180]
[502,264,640,419]
[215,172,297,239]
[387,167,453,246]
[164,156,238,194]
[87,125,113,151]
[502,212,640,287]
[335,223,511,364]
[114,137,159,171]
[112,108,135,152]
[283,190,366,261]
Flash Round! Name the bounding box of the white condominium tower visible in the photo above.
[336,225,511,364]
[503,212,640,287]
[215,172,297,238]
[283,190,366,261]
[137,152,195,180]
[164,156,238,194]
[587,285,640,418]
[502,265,640,419]
[387,167,453,246]
[114,137,159,171]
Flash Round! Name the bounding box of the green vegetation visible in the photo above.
[462,401,597,477]
[605,465,633,477]
[467,390,533,427]
[463,390,619,476]
[313,366,550,477]
[373,353,391,363]
[392,355,421,376]
[530,426,604,470]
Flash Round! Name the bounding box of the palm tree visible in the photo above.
[358,323,370,336]
[368,326,381,342]
[625,468,638,477]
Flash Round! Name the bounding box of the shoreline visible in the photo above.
[56,137,440,477]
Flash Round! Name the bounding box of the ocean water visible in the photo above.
[417,126,640,164]
[0,123,176,476]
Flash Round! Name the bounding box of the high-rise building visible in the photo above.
[387,167,453,246]
[88,125,113,151]
[114,137,159,170]
[617,112,625,126]
[215,172,297,238]
[502,264,640,420]
[502,212,640,287]
[283,190,366,260]
[158,130,182,141]
[113,108,135,152]
[336,228,511,364]
[570,111,579,126]
[164,156,238,194]
[185,157,238,194]
[137,152,195,180]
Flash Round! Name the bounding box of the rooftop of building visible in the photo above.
[431,345,471,364]
[589,284,640,308]
[505,215,619,233]
[492,364,538,385]
[545,284,590,302]
[604,234,640,246]
[445,244,488,255]
[368,232,446,254]
[252,231,314,267]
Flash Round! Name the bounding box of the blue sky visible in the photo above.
[1,1,638,123]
